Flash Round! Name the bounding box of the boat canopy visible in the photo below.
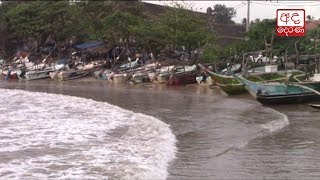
[73,41,106,50]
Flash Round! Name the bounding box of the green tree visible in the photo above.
[211,4,236,24]
[4,1,74,45]
[157,2,215,51]
[0,1,216,58]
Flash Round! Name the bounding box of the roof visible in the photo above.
[306,20,320,31]
[73,41,106,50]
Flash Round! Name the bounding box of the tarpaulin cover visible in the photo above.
[73,41,105,50]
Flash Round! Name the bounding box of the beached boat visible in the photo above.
[57,68,93,81]
[234,74,320,105]
[130,62,159,84]
[17,64,65,81]
[154,66,175,84]
[197,63,247,94]
[18,69,53,80]
[154,65,197,85]
[131,71,151,84]
[51,62,99,81]
[197,63,305,95]
[2,69,19,80]
[94,69,113,80]
[112,73,129,83]
[118,58,141,71]
[167,65,198,86]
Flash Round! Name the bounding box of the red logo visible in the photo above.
[276,9,305,37]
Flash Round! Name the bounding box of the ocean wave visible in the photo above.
[215,105,290,156]
[0,89,177,179]
[260,108,289,133]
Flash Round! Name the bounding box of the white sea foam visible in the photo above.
[260,108,289,133]
[236,108,289,149]
[227,107,290,153]
[0,89,177,179]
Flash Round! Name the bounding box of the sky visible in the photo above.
[143,1,320,23]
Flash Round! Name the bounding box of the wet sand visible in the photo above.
[1,78,320,179]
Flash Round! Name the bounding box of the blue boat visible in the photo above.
[234,74,320,105]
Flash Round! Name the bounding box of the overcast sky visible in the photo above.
[143,1,320,23]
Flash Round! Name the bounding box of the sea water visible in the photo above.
[2,81,320,179]
[0,89,177,179]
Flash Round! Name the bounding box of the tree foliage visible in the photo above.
[210,4,236,24]
[159,3,213,50]
[0,1,215,56]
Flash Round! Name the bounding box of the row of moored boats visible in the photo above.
[1,56,320,106]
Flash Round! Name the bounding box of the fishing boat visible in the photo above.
[197,63,305,95]
[51,62,99,81]
[93,69,113,80]
[112,72,130,83]
[57,68,93,81]
[154,65,175,84]
[131,70,152,84]
[2,69,19,80]
[167,65,198,86]
[234,74,320,105]
[117,58,141,71]
[197,63,247,94]
[130,62,159,84]
[17,64,65,81]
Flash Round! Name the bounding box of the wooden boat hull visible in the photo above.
[257,92,320,105]
[2,70,18,80]
[234,74,320,105]
[151,65,175,84]
[24,73,50,80]
[17,69,53,80]
[148,72,157,82]
[131,73,150,84]
[197,64,246,95]
[49,71,59,80]
[58,69,92,81]
[197,63,305,95]
[156,73,170,84]
[217,82,247,95]
[113,73,128,83]
[167,72,197,86]
[94,69,113,80]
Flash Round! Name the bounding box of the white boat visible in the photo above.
[18,64,64,80]
[50,61,99,81]
[118,58,140,71]
[113,73,128,83]
[94,69,113,80]
[153,66,175,83]
[131,71,151,84]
